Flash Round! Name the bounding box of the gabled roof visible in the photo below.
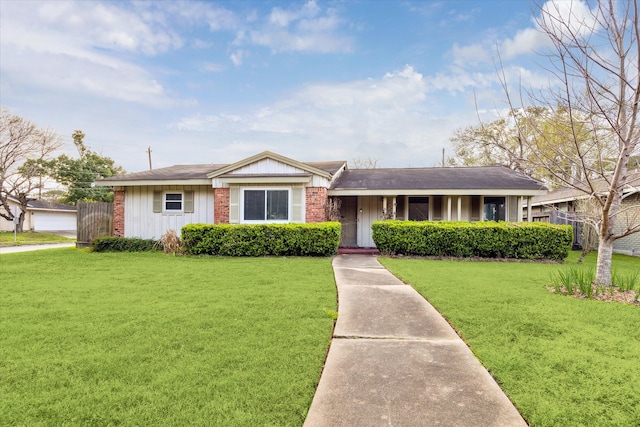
[329,166,546,195]
[531,171,640,205]
[207,151,342,179]
[97,152,346,186]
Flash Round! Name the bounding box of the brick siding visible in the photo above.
[113,190,125,237]
[214,188,230,223]
[305,187,328,222]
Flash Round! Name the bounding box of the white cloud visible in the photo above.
[230,50,247,66]
[246,1,352,53]
[500,0,597,59]
[450,42,492,67]
[269,1,320,27]
[447,0,598,68]
[172,65,454,166]
[0,1,194,106]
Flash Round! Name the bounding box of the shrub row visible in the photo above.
[92,236,159,252]
[372,221,573,261]
[181,222,341,257]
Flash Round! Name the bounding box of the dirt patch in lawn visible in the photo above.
[547,285,640,306]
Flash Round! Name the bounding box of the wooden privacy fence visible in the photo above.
[77,202,113,248]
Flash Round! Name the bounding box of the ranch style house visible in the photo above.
[97,151,547,248]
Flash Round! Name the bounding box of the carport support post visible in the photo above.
[517,196,524,222]
[392,196,397,219]
[527,197,532,222]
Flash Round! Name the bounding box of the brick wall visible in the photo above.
[306,187,328,222]
[113,189,125,237]
[214,188,230,223]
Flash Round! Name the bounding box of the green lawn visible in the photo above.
[380,251,640,427]
[0,250,336,426]
[0,231,74,246]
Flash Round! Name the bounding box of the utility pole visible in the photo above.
[442,148,445,167]
[147,146,153,170]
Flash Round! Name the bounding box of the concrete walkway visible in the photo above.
[0,242,75,254]
[304,254,527,427]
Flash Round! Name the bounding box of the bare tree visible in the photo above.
[350,157,380,169]
[500,0,640,285]
[0,108,62,231]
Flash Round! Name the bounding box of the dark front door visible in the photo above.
[339,196,357,247]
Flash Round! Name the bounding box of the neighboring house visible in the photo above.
[97,151,547,248]
[526,171,640,255]
[0,196,77,232]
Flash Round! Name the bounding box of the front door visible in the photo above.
[339,196,357,247]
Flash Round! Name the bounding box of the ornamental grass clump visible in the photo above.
[160,229,184,255]
[612,268,640,292]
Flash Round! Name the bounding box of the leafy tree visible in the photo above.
[449,106,608,187]
[46,130,124,204]
[0,108,62,231]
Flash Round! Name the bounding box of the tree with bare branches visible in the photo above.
[509,0,639,285]
[0,109,62,231]
[450,1,639,285]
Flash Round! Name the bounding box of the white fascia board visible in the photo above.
[94,179,212,187]
[27,208,77,213]
[328,189,547,196]
[218,176,312,184]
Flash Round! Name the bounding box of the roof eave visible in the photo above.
[328,189,547,196]
[95,179,212,187]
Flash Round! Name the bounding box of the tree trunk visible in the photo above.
[16,210,25,233]
[595,237,614,286]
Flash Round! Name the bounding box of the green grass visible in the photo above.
[0,231,74,246]
[0,250,337,426]
[379,251,640,427]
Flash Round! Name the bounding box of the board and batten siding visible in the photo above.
[124,185,214,239]
[213,158,332,188]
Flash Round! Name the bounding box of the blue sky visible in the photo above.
[0,0,594,172]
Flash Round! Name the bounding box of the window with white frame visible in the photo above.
[164,192,183,212]
[243,189,289,222]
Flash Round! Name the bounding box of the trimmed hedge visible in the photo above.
[372,221,573,261]
[92,236,159,252]
[181,222,341,257]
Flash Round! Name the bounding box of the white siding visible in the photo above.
[124,185,214,239]
[217,158,332,188]
[232,158,305,175]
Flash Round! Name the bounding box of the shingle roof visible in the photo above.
[531,171,640,205]
[100,164,226,181]
[27,200,77,211]
[330,166,546,191]
[99,160,346,182]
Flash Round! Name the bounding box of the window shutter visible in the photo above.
[291,186,303,222]
[153,191,162,213]
[184,191,194,213]
[229,186,239,223]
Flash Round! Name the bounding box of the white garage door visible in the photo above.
[32,211,77,231]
